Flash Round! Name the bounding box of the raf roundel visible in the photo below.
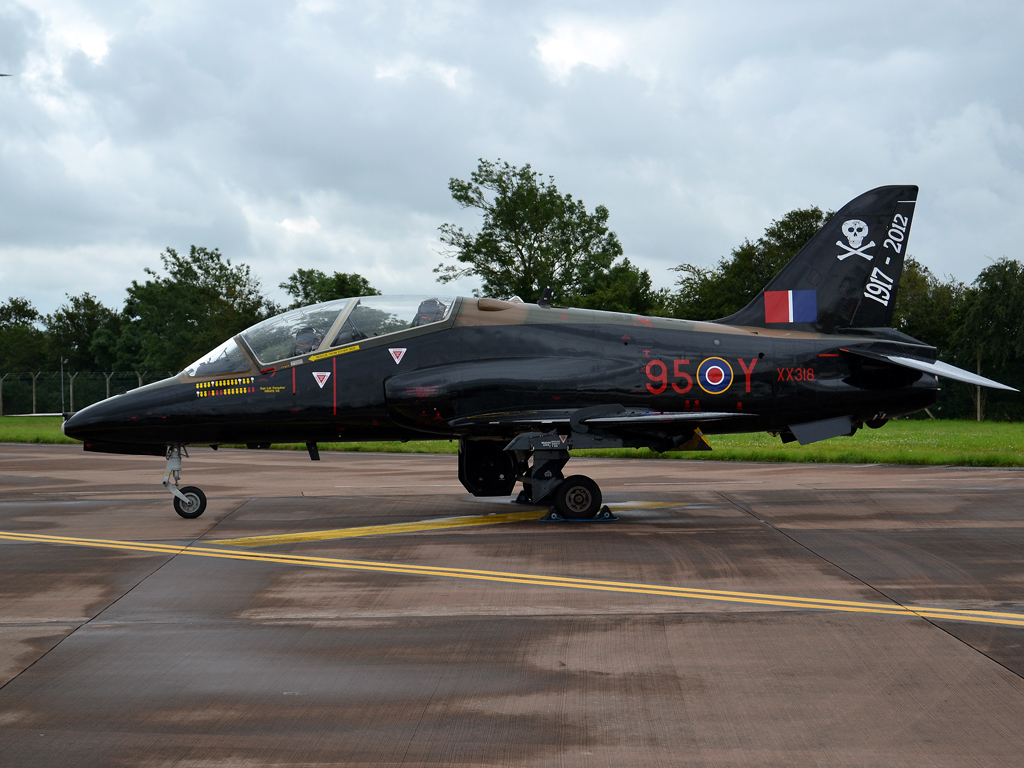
[696,357,734,395]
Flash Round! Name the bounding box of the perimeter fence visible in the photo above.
[0,371,176,416]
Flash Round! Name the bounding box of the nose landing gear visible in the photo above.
[163,445,208,519]
[172,486,207,519]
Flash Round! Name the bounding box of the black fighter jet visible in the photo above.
[62,185,1015,520]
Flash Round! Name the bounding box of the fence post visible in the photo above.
[976,356,983,422]
[136,371,143,389]
[104,372,111,399]
[32,372,40,414]
[70,371,79,413]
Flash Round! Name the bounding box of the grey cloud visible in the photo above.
[1,0,1023,314]
[0,1,39,73]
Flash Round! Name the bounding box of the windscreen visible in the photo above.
[184,338,251,377]
[241,299,353,364]
[331,296,455,346]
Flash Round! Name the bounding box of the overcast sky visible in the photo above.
[2,1,1023,314]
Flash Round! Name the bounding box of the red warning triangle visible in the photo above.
[389,348,407,364]
[312,371,331,388]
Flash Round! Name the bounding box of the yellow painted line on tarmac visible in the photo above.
[218,509,549,547]
[4,529,1024,628]
[212,502,685,548]
[606,502,688,510]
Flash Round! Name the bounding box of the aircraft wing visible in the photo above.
[448,408,754,429]
[582,411,755,424]
[842,347,1018,392]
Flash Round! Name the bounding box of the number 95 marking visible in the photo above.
[645,359,693,395]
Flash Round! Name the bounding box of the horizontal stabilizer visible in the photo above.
[839,350,1015,393]
[841,346,1017,391]
[886,355,1018,392]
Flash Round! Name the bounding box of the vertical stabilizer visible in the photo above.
[717,185,918,332]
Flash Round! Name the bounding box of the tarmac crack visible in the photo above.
[715,490,1024,684]
[397,619,468,766]
[0,551,177,694]
[0,497,252,694]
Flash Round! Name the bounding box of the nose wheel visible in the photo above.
[163,446,207,519]
[173,486,207,519]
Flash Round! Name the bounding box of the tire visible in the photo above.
[173,486,207,519]
[553,475,602,520]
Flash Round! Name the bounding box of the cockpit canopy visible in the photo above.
[241,298,352,365]
[184,337,251,377]
[183,295,456,377]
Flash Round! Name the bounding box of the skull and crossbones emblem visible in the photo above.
[836,219,875,260]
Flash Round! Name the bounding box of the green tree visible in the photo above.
[117,246,278,372]
[950,258,1024,420]
[954,259,1024,367]
[279,268,380,309]
[573,258,670,316]
[435,159,631,305]
[890,258,965,354]
[44,293,120,371]
[668,207,832,320]
[0,297,46,371]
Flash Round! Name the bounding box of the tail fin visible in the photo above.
[717,185,918,332]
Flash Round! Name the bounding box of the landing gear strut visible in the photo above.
[163,445,207,519]
[461,435,611,521]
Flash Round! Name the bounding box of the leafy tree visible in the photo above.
[44,293,120,371]
[889,258,965,353]
[117,246,278,372]
[573,258,670,316]
[89,323,123,372]
[0,297,47,371]
[881,259,973,420]
[0,297,39,326]
[435,159,630,305]
[279,269,380,308]
[950,258,1024,420]
[668,207,832,320]
[953,259,1024,367]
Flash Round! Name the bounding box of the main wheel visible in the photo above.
[553,475,602,520]
[173,486,207,519]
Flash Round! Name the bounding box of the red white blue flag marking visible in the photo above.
[764,290,817,323]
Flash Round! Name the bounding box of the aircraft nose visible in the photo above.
[62,390,148,443]
[61,376,198,446]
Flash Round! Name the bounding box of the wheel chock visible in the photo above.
[540,505,618,522]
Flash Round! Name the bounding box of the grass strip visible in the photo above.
[0,416,80,444]
[4,416,1023,467]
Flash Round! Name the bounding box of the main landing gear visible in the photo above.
[458,436,613,520]
[163,445,207,519]
[549,475,604,519]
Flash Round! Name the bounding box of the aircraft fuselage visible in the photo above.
[63,298,937,451]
